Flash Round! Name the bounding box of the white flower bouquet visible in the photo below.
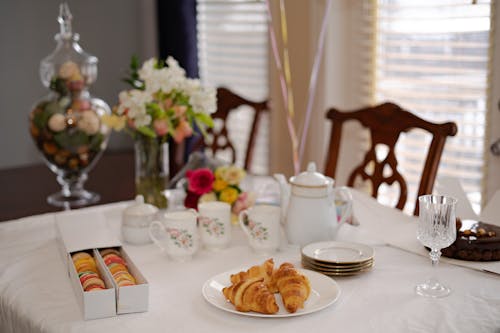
[103,56,215,142]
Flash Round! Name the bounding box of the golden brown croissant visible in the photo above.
[230,258,277,293]
[273,262,311,313]
[222,277,279,314]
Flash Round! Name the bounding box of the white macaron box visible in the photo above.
[56,210,149,320]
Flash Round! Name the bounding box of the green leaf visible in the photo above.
[137,126,156,138]
[122,55,145,89]
[196,113,214,128]
[130,55,140,71]
[194,118,208,138]
[121,78,145,90]
[154,58,165,69]
[146,103,165,119]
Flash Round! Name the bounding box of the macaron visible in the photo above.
[108,263,128,275]
[74,258,97,272]
[117,280,135,287]
[113,271,136,284]
[100,248,137,288]
[79,272,100,285]
[103,254,126,266]
[82,277,105,291]
[71,252,92,262]
[75,264,96,273]
[100,249,121,257]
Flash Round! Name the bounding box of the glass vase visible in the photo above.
[29,3,110,208]
[134,136,169,209]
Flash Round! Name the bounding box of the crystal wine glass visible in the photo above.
[416,194,457,298]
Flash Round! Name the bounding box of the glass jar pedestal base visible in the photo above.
[47,173,99,208]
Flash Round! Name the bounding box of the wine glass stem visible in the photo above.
[429,249,441,283]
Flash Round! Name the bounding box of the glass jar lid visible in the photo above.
[39,3,98,90]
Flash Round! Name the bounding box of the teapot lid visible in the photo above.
[123,195,159,216]
[290,162,332,187]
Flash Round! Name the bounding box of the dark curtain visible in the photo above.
[157,0,199,176]
[157,0,199,78]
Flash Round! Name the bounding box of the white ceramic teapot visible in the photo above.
[274,162,352,247]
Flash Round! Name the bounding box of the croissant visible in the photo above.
[273,262,311,313]
[230,258,277,293]
[222,277,279,314]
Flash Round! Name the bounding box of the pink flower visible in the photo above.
[163,98,173,109]
[167,228,180,237]
[173,105,188,117]
[173,119,193,143]
[186,168,215,195]
[232,191,256,215]
[153,118,169,136]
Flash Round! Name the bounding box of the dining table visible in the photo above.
[1,182,499,333]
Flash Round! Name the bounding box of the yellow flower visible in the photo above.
[224,166,246,185]
[219,187,239,204]
[213,179,228,192]
[101,114,126,131]
[214,166,228,180]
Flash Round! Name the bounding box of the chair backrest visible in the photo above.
[324,102,457,215]
[195,87,269,170]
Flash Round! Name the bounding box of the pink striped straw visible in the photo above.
[298,0,333,165]
[265,0,300,174]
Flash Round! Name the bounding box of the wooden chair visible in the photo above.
[324,102,457,215]
[192,87,269,171]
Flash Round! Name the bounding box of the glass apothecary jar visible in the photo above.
[29,3,111,208]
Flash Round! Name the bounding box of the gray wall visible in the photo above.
[0,0,157,169]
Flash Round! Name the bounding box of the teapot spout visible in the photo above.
[273,173,290,223]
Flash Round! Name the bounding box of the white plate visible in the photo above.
[202,267,341,317]
[302,241,374,264]
[302,260,375,276]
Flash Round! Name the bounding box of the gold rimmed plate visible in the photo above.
[301,254,373,269]
[302,258,374,273]
[302,241,374,265]
[302,260,375,276]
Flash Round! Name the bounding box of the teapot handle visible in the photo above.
[333,186,353,226]
[337,200,352,225]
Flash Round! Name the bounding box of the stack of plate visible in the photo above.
[301,241,375,276]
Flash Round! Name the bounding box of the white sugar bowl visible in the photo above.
[122,195,159,244]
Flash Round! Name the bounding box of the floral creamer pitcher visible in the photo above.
[274,162,352,247]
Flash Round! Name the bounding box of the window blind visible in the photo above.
[196,0,269,174]
[363,0,493,212]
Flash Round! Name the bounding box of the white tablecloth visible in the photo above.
[1,191,499,333]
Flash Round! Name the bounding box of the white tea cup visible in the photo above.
[149,209,199,262]
[198,201,232,250]
[239,204,281,255]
